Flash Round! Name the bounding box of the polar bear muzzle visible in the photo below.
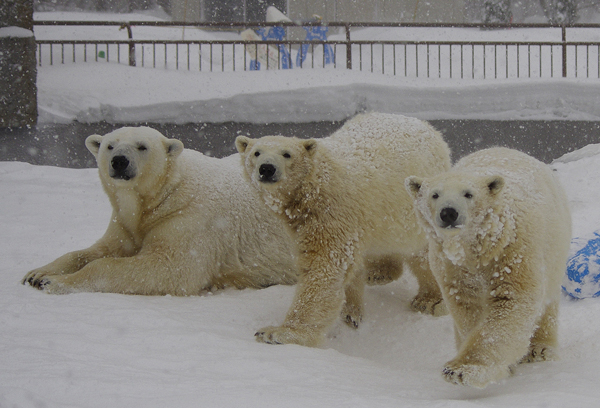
[258,163,278,183]
[110,155,135,181]
[437,206,466,230]
[439,207,459,228]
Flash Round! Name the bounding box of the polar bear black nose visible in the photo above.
[440,207,459,225]
[258,163,277,182]
[111,155,129,172]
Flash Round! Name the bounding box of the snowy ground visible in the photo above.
[2,141,600,408]
[2,10,600,407]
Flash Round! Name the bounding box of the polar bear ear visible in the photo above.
[302,139,318,156]
[85,134,103,157]
[235,136,253,155]
[166,139,184,158]
[405,176,424,199]
[485,175,504,195]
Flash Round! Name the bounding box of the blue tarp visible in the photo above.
[563,231,600,298]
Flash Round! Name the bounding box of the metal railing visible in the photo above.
[33,21,600,79]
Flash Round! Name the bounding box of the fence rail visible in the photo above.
[33,21,600,79]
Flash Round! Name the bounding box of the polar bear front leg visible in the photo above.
[520,301,559,363]
[341,266,365,328]
[35,251,198,296]
[442,272,541,388]
[406,253,447,316]
[22,242,118,287]
[23,217,135,287]
[22,250,97,287]
[255,251,347,347]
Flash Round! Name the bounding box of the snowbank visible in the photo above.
[0,26,34,38]
[37,64,600,124]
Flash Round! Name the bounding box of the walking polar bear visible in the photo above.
[22,127,297,294]
[406,147,571,388]
[236,112,451,347]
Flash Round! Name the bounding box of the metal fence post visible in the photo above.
[562,25,567,77]
[32,21,600,79]
[120,23,136,67]
[346,24,352,70]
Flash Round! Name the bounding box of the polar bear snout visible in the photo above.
[110,155,135,180]
[258,163,278,183]
[440,207,458,224]
[112,155,129,171]
[437,206,464,229]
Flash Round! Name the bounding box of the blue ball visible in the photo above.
[563,231,600,299]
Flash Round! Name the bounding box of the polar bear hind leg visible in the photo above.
[365,255,404,286]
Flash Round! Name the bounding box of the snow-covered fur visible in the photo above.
[406,147,572,388]
[22,127,297,294]
[236,112,451,347]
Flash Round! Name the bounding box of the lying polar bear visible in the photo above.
[22,127,297,295]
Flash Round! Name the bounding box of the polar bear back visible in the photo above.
[178,150,258,204]
[172,150,297,287]
[454,147,568,217]
[316,112,451,255]
[321,113,450,180]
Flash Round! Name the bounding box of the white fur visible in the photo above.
[236,112,452,347]
[406,147,572,388]
[23,127,297,295]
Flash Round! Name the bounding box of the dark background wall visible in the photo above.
[1,119,599,168]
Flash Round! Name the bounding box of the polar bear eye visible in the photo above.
[283,152,291,159]
[432,193,439,199]
[254,151,261,157]
[464,192,473,199]
[107,145,113,150]
[137,144,147,151]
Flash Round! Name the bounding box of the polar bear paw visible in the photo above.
[520,345,557,363]
[410,294,448,316]
[255,325,321,347]
[34,276,75,295]
[366,271,396,286]
[22,269,51,287]
[341,301,362,329]
[442,360,511,388]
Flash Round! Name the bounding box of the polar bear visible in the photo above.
[22,127,297,295]
[406,147,571,388]
[235,112,451,347]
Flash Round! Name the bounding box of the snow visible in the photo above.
[32,12,600,124]
[3,149,600,407]
[37,64,600,124]
[0,26,34,38]
[2,10,600,407]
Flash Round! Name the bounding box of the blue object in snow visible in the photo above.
[563,231,600,298]
[296,26,334,67]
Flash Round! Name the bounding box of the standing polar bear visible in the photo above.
[406,147,571,388]
[236,112,451,347]
[22,127,297,294]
